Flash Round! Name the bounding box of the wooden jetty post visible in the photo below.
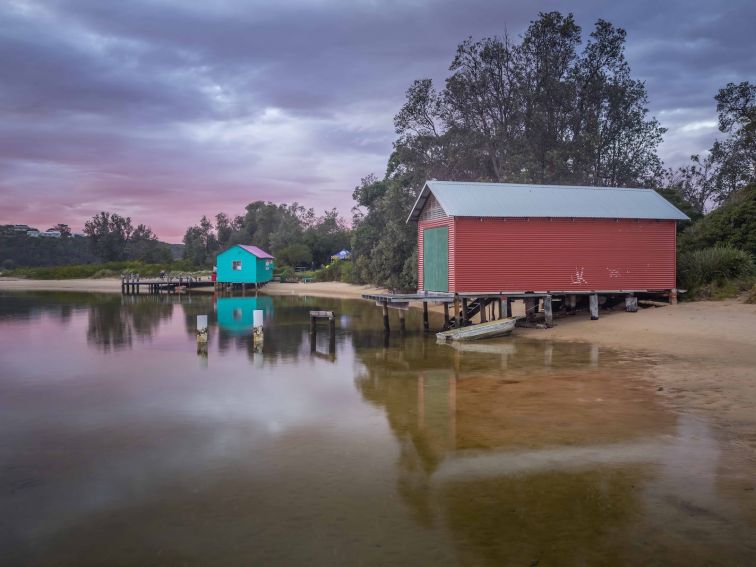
[252,310,264,350]
[453,296,461,329]
[567,294,577,315]
[196,315,208,344]
[497,298,504,320]
[443,303,450,328]
[398,309,406,333]
[382,301,390,333]
[544,295,553,327]
[525,297,537,323]
[669,289,678,305]
[423,302,429,332]
[589,293,599,320]
[462,298,469,327]
[310,310,336,354]
[625,294,638,312]
[479,298,487,323]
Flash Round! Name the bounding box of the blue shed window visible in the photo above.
[232,260,242,271]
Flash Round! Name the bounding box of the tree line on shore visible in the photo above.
[3,12,754,296]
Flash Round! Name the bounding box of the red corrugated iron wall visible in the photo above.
[418,218,455,291]
[451,217,677,293]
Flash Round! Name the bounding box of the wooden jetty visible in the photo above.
[362,289,676,335]
[120,275,211,295]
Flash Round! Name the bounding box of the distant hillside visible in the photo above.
[167,243,185,260]
[0,228,182,269]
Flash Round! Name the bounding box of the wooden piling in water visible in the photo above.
[382,301,390,333]
[544,295,553,327]
[589,293,599,320]
[423,302,429,332]
[525,297,537,323]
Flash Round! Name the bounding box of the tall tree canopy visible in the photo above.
[183,203,350,268]
[666,81,756,213]
[392,12,664,188]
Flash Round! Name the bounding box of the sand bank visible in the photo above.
[0,277,124,293]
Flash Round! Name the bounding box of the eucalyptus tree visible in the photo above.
[391,12,665,187]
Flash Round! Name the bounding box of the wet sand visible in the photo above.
[517,300,756,452]
[0,277,130,293]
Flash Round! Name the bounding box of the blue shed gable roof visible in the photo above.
[218,244,274,259]
[408,180,689,222]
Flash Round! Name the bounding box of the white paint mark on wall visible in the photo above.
[570,267,588,285]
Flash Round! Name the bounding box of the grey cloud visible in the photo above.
[0,0,753,240]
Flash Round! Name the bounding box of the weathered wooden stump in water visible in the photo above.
[544,295,553,327]
[589,294,599,320]
[310,310,336,354]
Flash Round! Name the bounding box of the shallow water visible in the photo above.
[1,291,754,566]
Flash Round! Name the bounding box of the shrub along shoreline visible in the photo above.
[2,260,205,280]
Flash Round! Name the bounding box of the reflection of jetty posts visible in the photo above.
[363,289,666,334]
[309,311,336,355]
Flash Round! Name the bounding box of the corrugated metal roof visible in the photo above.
[238,245,274,259]
[407,180,689,222]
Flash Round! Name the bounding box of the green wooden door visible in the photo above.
[423,226,449,292]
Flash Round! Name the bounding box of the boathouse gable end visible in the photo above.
[216,245,275,284]
[410,181,687,294]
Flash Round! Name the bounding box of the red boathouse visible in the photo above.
[409,181,689,295]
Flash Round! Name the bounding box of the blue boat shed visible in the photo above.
[216,245,275,285]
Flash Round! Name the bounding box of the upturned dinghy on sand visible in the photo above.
[436,317,517,341]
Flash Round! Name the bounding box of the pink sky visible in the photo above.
[2,0,751,242]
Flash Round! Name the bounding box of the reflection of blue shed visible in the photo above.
[216,296,274,335]
[216,245,275,285]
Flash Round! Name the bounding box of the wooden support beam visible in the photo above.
[567,294,577,314]
[443,302,450,329]
[589,293,599,320]
[525,297,537,323]
[544,295,553,327]
[398,309,406,333]
[462,298,469,327]
[497,298,503,320]
[383,301,390,333]
[453,296,461,329]
[669,289,678,305]
[505,297,512,318]
[329,317,336,353]
[625,295,638,312]
[479,298,487,323]
[423,302,429,332]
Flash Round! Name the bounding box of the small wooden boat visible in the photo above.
[436,317,516,342]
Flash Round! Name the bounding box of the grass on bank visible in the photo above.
[2,260,206,280]
[275,260,357,285]
[678,246,755,300]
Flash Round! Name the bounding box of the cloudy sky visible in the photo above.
[1,0,753,241]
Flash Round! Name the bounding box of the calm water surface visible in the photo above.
[1,291,755,566]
